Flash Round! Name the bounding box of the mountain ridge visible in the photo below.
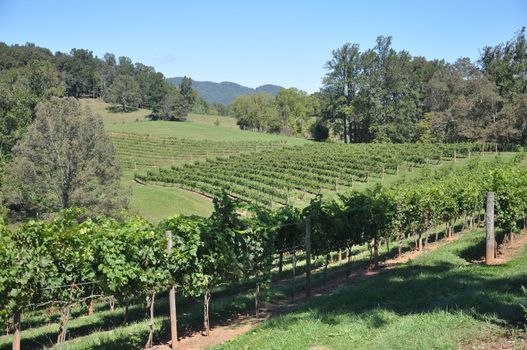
[167,77,283,105]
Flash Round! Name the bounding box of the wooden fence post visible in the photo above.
[485,192,496,264]
[12,311,21,350]
[305,218,312,298]
[166,231,178,348]
[291,251,297,301]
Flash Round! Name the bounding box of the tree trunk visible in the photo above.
[278,252,283,280]
[109,297,115,311]
[291,250,296,301]
[56,304,71,346]
[145,292,156,349]
[373,237,379,268]
[418,232,423,252]
[123,299,129,325]
[367,241,372,267]
[255,276,260,318]
[87,300,94,316]
[343,116,348,143]
[323,254,329,289]
[338,248,342,262]
[385,238,390,253]
[203,287,211,336]
[346,246,351,280]
[12,312,20,350]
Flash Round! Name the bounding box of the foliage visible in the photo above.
[310,119,330,141]
[319,29,527,144]
[231,92,280,132]
[108,74,142,112]
[2,97,127,218]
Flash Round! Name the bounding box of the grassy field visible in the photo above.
[80,98,152,124]
[124,170,213,222]
[80,98,308,143]
[106,120,309,143]
[81,98,236,128]
[2,225,525,349]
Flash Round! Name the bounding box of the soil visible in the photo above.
[460,329,527,350]
[150,231,527,350]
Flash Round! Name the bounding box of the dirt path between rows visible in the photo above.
[152,231,526,350]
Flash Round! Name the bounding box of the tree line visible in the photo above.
[320,28,527,143]
[2,153,526,348]
[228,28,527,143]
[0,43,219,160]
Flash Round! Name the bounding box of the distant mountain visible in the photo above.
[167,77,284,105]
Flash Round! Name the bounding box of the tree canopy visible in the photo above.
[2,97,127,218]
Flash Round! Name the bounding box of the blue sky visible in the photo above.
[0,0,525,93]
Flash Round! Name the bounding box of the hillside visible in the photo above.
[80,98,307,222]
[167,77,283,105]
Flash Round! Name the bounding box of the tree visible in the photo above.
[310,119,330,141]
[3,97,127,218]
[180,76,196,106]
[108,74,141,112]
[0,60,64,158]
[150,86,189,120]
[275,88,315,135]
[480,27,527,100]
[62,49,99,98]
[231,93,279,132]
[322,43,361,143]
[134,63,169,110]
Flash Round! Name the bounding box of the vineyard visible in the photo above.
[2,151,527,350]
[109,132,291,169]
[137,142,502,207]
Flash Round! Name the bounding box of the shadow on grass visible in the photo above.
[106,105,138,113]
[259,232,527,338]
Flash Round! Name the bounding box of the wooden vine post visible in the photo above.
[166,230,178,348]
[291,251,297,301]
[485,192,496,264]
[12,311,21,350]
[305,218,312,298]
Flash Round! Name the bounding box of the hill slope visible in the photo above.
[167,77,283,105]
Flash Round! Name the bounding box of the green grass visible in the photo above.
[81,98,241,129]
[80,98,308,144]
[213,230,527,350]
[121,170,213,223]
[106,120,309,143]
[129,180,213,222]
[80,98,152,124]
[186,113,239,128]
